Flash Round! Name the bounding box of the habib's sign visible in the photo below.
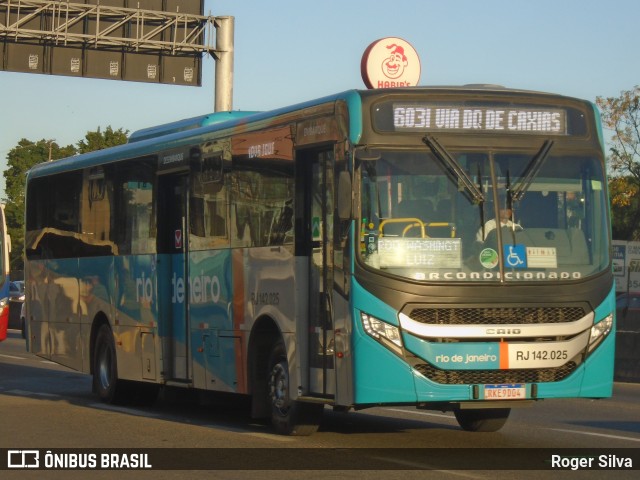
[361,37,421,89]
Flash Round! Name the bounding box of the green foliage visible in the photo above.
[2,126,128,273]
[597,86,640,240]
[608,176,640,240]
[76,126,129,154]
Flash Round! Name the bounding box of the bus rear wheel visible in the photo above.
[454,408,511,432]
[93,324,127,404]
[267,341,323,436]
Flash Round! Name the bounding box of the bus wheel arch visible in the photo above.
[89,313,110,378]
[247,315,281,419]
[91,318,128,405]
[247,315,322,435]
[266,340,323,435]
[93,322,119,403]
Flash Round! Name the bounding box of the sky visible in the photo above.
[1,0,639,199]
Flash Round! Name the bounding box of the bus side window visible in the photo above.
[26,172,83,259]
[231,167,294,248]
[113,160,156,255]
[189,166,229,250]
[26,177,48,259]
[53,174,81,234]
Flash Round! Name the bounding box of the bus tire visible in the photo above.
[93,324,127,405]
[267,341,323,436]
[454,408,511,432]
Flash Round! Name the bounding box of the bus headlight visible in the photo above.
[588,314,613,353]
[360,312,403,355]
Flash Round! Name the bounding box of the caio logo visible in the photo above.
[361,37,421,89]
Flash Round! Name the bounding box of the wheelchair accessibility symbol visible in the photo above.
[503,244,527,268]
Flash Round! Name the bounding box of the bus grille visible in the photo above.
[414,362,577,384]
[406,306,586,325]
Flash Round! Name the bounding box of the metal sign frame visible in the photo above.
[1,0,233,103]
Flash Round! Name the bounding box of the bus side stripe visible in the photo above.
[500,342,509,369]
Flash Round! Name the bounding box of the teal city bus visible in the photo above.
[24,86,614,434]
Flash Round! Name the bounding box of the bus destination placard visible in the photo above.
[389,104,567,135]
[378,238,462,268]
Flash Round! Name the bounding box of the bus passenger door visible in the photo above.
[299,148,335,397]
[157,173,190,381]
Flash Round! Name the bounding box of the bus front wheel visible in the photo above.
[267,341,323,436]
[454,408,511,432]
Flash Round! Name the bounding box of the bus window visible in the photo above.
[81,166,115,254]
[190,164,230,250]
[113,160,156,255]
[25,172,82,259]
[231,163,294,248]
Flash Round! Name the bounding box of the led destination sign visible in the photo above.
[389,104,567,135]
[377,238,462,269]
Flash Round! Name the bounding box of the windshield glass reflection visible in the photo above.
[358,148,609,282]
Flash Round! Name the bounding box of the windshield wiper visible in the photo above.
[422,135,485,204]
[510,140,554,201]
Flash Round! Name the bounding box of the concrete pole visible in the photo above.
[214,16,234,112]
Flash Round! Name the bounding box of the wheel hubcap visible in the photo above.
[269,361,290,414]
[98,346,111,391]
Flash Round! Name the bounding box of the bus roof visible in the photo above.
[26,86,592,181]
[26,89,363,180]
[127,111,261,143]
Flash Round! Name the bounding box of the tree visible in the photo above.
[77,126,129,154]
[608,175,640,240]
[3,140,76,272]
[597,86,640,240]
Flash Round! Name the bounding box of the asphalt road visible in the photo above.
[1,329,639,479]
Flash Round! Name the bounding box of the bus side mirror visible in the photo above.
[337,171,352,221]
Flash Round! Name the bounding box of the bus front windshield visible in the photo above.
[357,146,609,283]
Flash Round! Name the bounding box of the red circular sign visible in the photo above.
[361,37,421,89]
